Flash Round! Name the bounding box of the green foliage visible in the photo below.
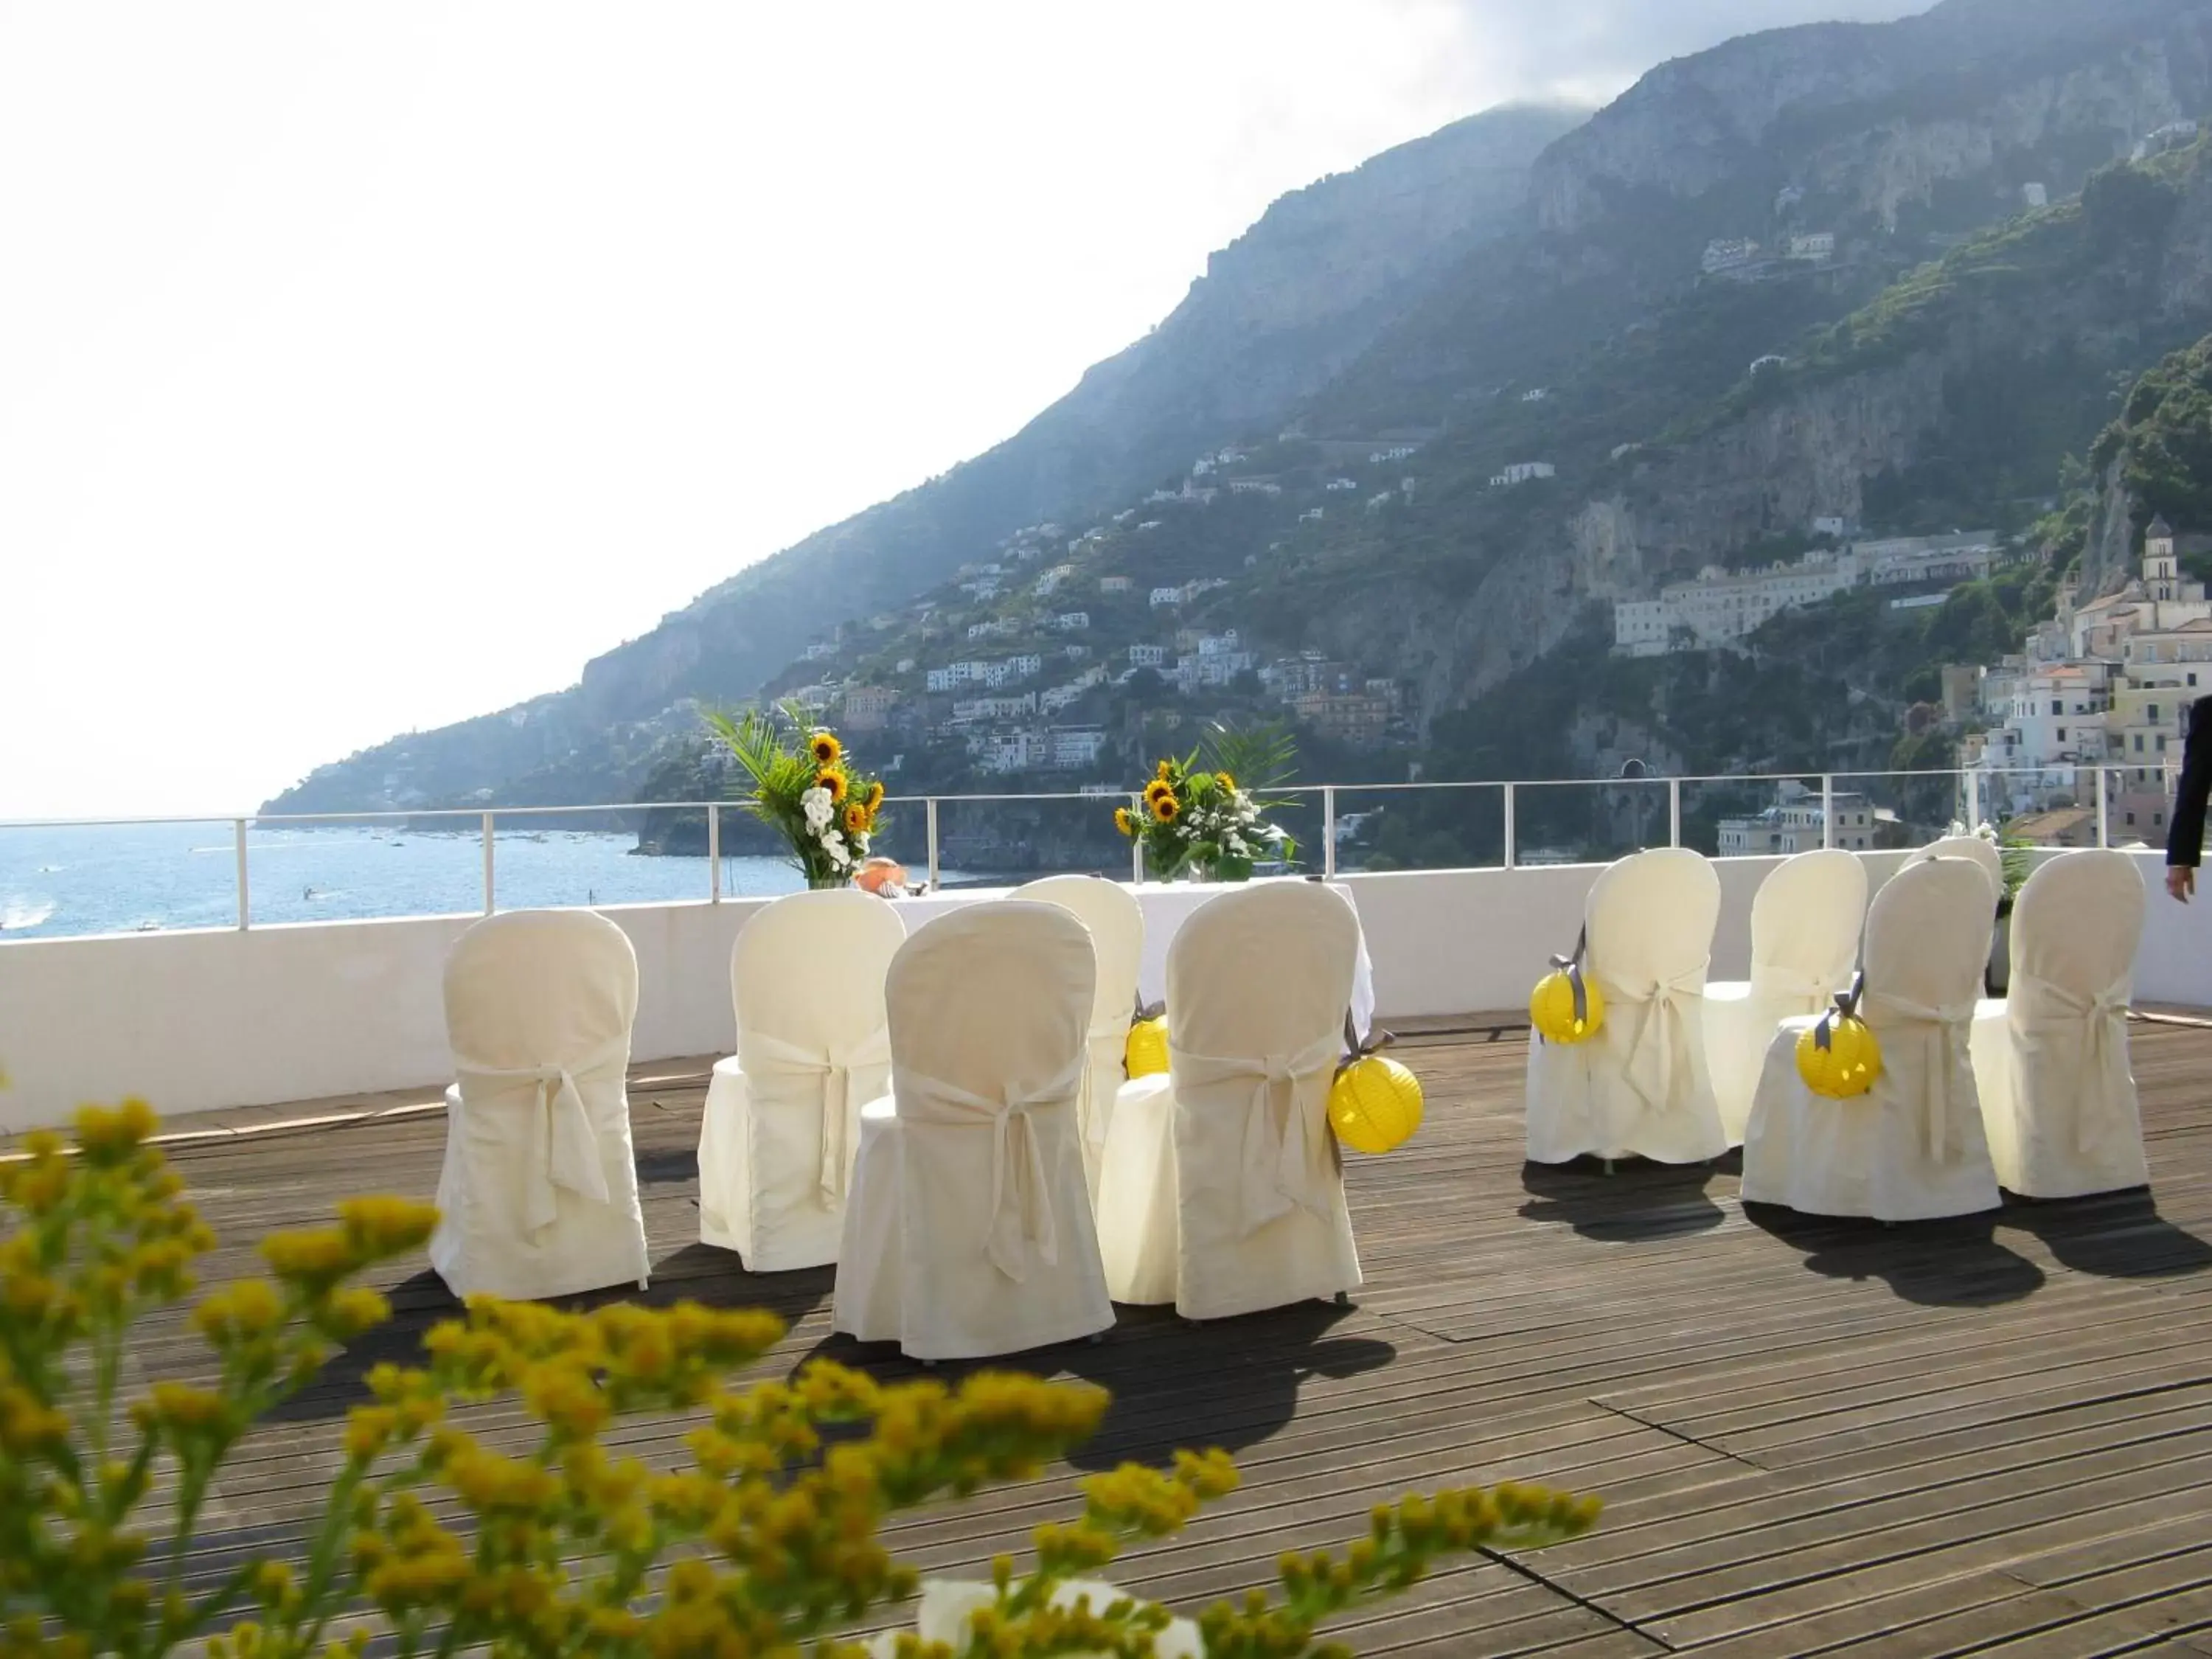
[2110,332,2212,538]
[2083,159,2184,245]
[0,1106,1602,1659]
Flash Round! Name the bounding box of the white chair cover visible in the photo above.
[1099,882,1362,1320]
[1910,835,2004,906]
[1703,850,1868,1146]
[832,902,1113,1360]
[1742,857,1999,1220]
[1969,850,2147,1197]
[1525,848,1728,1165]
[1013,874,1144,1201]
[428,910,650,1301]
[697,890,905,1270]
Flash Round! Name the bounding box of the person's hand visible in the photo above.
[2170,864,2197,903]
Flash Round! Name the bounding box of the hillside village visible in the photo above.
[760,437,1430,788]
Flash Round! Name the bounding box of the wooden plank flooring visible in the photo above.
[65,1018,2212,1656]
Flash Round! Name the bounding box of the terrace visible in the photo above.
[6,773,2212,1653]
[11,1015,2211,1656]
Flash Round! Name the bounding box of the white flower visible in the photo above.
[801,786,834,831]
[820,829,851,869]
[866,1579,1203,1659]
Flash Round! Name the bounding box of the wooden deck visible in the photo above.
[89,1017,2212,1656]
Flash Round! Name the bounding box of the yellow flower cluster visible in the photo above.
[3,1101,1604,1659]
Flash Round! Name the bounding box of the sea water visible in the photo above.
[0,821,815,939]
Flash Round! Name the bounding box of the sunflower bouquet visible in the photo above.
[706,703,887,889]
[1116,748,1295,882]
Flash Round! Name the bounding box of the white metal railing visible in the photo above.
[0,764,2172,935]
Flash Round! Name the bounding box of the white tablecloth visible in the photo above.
[888,877,1377,1045]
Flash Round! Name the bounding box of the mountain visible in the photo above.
[266,102,1585,813]
[275,0,2212,817]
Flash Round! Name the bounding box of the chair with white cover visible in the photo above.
[697,889,905,1270]
[1742,856,1998,1220]
[1969,849,2147,1197]
[429,909,651,1301]
[1525,848,1728,1166]
[1096,882,1363,1318]
[1703,850,1868,1146]
[832,902,1112,1360]
[1910,835,2003,906]
[1012,874,1144,1201]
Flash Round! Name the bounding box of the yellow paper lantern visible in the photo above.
[1329,1055,1424,1155]
[1795,995,1882,1099]
[1531,957,1604,1046]
[1124,1017,1170,1079]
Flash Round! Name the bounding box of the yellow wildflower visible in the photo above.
[135,1381,232,1437]
[335,1196,439,1257]
[259,1228,354,1284]
[192,1278,287,1345]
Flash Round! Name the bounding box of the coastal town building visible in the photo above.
[1489,462,1556,487]
[1716,783,1879,854]
[1614,549,1861,654]
[839,684,902,731]
[1613,532,2009,656]
[1969,519,2212,824]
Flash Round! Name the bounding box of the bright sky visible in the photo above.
[0,0,1921,818]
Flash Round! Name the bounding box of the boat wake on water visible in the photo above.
[1,898,58,931]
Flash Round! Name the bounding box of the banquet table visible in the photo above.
[885,876,1377,1045]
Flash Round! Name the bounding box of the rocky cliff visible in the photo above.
[1235,129,2212,734]
[1531,0,2212,237]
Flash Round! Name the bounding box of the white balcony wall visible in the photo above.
[1,852,2202,1133]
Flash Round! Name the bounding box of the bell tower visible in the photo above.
[2146,514,2180,601]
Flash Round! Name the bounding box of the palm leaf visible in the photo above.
[1200,720,1298,793]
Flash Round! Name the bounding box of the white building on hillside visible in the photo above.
[1717,783,1877,855]
[1489,462,1556,487]
[1613,549,1862,655]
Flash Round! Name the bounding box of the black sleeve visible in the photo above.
[2168,695,2212,867]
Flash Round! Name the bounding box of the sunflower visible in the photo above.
[1113,806,1137,838]
[1215,771,1236,793]
[1155,759,1173,782]
[863,779,886,811]
[815,768,848,804]
[809,731,843,768]
[1143,778,1174,807]
[1151,793,1181,824]
[843,801,869,835]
